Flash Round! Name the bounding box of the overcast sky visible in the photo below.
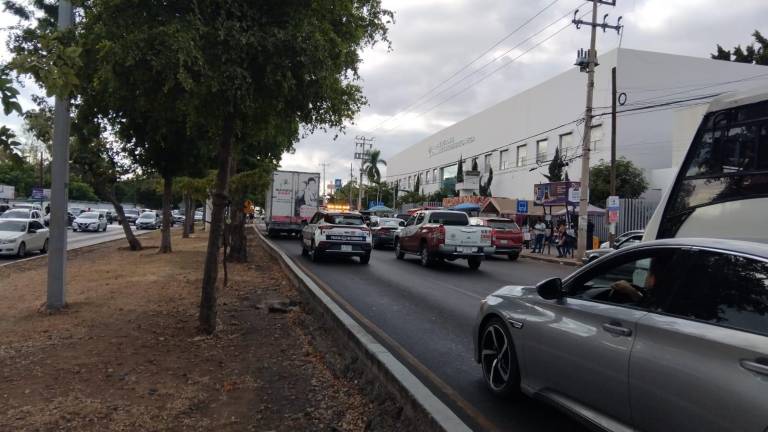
[2,0,767,187]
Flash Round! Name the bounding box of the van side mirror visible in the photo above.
[536,277,564,300]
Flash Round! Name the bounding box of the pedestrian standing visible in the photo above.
[533,219,546,253]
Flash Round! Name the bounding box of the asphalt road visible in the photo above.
[0,224,148,266]
[268,235,587,432]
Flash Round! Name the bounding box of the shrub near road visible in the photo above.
[0,229,393,431]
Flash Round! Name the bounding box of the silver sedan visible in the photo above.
[474,238,768,432]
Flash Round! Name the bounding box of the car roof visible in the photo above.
[622,237,768,259]
[0,218,30,222]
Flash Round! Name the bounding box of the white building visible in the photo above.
[386,48,768,201]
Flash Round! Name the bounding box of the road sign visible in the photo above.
[516,200,528,214]
[608,210,619,223]
[607,195,620,210]
[32,187,44,200]
[334,178,342,189]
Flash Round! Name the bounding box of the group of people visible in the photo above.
[522,218,587,258]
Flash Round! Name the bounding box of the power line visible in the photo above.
[363,0,571,134]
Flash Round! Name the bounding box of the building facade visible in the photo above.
[386,48,768,201]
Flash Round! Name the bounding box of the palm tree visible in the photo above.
[363,148,387,184]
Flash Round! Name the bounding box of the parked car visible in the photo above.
[0,208,45,226]
[135,211,161,230]
[301,211,372,264]
[583,232,644,264]
[194,211,203,221]
[474,238,768,432]
[599,229,644,249]
[0,219,49,257]
[172,210,185,224]
[470,217,523,260]
[394,210,494,270]
[69,207,84,216]
[370,217,405,249]
[72,211,108,232]
[43,211,76,227]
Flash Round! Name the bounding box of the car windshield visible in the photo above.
[80,212,99,219]
[487,220,519,230]
[324,214,364,225]
[0,220,27,232]
[125,209,140,215]
[378,219,402,227]
[428,212,468,226]
[0,209,30,219]
[139,213,155,219]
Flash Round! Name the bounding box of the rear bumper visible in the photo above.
[317,240,372,256]
[437,244,495,257]
[493,245,522,254]
[373,235,395,245]
[268,222,302,232]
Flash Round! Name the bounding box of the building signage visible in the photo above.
[32,187,45,200]
[428,136,476,158]
[517,200,528,214]
[0,184,14,200]
[334,178,342,189]
[533,181,581,206]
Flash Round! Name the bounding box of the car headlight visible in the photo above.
[0,239,17,244]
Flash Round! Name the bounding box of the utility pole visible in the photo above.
[572,0,622,259]
[47,0,73,311]
[349,163,354,209]
[353,136,374,211]
[609,65,617,248]
[39,152,44,211]
[319,162,329,198]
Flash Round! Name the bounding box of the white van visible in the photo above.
[644,88,768,242]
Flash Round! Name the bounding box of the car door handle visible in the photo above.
[602,322,632,337]
[740,359,768,376]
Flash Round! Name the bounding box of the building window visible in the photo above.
[499,149,510,170]
[536,139,548,163]
[591,125,603,150]
[516,144,527,167]
[441,164,457,180]
[484,154,492,173]
[432,169,437,183]
[559,133,573,157]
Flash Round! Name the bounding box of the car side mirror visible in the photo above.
[536,277,564,300]
[28,228,37,234]
[399,221,405,227]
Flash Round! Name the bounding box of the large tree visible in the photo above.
[589,158,648,205]
[363,148,387,184]
[711,30,768,65]
[544,147,565,182]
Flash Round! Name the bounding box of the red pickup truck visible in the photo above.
[394,210,495,270]
[469,217,523,260]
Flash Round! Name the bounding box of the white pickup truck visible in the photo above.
[393,210,495,269]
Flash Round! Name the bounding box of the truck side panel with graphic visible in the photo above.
[264,170,320,235]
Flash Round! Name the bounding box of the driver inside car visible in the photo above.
[609,256,671,305]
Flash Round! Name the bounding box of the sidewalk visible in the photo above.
[520,244,581,267]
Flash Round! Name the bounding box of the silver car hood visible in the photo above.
[74,218,98,224]
[0,231,24,241]
[489,285,537,299]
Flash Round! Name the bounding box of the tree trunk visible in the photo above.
[226,207,247,262]
[182,193,190,239]
[201,199,207,231]
[159,175,173,253]
[187,197,195,234]
[96,184,142,251]
[198,118,234,334]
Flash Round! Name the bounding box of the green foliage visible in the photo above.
[589,158,648,205]
[711,30,768,65]
[544,147,565,182]
[69,180,98,201]
[480,167,493,197]
[471,158,478,171]
[456,156,464,183]
[0,159,36,196]
[0,66,23,115]
[412,174,420,194]
[363,149,386,184]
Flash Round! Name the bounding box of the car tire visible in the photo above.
[480,317,521,397]
[17,242,26,258]
[394,239,405,260]
[360,253,371,265]
[468,256,482,270]
[301,240,309,256]
[41,239,49,254]
[420,244,432,267]
[310,241,322,263]
[508,253,519,261]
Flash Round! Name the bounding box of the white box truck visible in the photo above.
[264,170,321,236]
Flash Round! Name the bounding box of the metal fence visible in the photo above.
[590,198,659,242]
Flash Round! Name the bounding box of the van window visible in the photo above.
[659,99,768,238]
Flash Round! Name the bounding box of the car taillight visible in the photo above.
[435,225,445,242]
[491,228,497,242]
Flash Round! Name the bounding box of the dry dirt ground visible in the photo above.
[0,228,387,431]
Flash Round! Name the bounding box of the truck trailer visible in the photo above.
[264,170,321,236]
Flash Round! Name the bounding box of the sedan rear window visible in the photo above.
[0,220,27,232]
[0,209,30,219]
[428,212,468,226]
[80,212,99,219]
[324,214,364,226]
[487,220,519,230]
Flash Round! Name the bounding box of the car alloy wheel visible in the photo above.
[468,256,482,270]
[480,318,519,396]
[310,241,322,262]
[17,242,26,258]
[420,244,432,267]
[41,239,49,254]
[360,252,371,265]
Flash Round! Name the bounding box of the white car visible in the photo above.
[72,211,109,232]
[0,219,49,257]
[0,208,45,226]
[301,211,372,264]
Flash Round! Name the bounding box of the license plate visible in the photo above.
[458,246,477,253]
[341,245,353,252]
[499,240,508,245]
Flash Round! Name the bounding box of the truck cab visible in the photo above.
[394,210,494,270]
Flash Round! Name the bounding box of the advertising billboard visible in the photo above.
[533,181,581,206]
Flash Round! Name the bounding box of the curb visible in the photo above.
[520,251,581,267]
[253,228,472,432]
